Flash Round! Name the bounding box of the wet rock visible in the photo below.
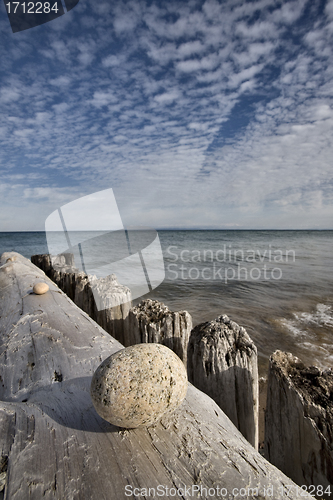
[264,350,333,491]
[187,314,259,448]
[127,299,192,366]
[90,343,188,428]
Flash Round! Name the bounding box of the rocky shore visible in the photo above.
[31,254,259,447]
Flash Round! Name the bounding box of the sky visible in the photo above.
[1,0,333,230]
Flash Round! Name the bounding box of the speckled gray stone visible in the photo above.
[90,343,188,428]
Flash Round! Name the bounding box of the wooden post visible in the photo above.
[187,314,259,449]
[127,299,192,366]
[265,350,333,496]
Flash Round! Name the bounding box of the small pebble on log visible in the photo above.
[90,343,188,428]
[33,282,50,295]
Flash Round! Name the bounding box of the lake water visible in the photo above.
[1,230,332,378]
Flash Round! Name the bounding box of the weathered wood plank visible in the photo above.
[0,253,315,500]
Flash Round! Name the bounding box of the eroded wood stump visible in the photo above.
[187,314,259,449]
[127,299,192,365]
[265,350,333,496]
[31,253,131,345]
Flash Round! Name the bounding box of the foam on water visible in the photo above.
[279,318,306,337]
[280,304,333,339]
[280,303,333,334]
[292,303,333,327]
[278,303,333,370]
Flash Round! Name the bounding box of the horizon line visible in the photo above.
[1,228,333,232]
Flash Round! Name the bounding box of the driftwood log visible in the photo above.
[0,253,315,500]
[264,350,333,497]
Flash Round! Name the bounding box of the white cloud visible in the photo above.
[49,76,71,87]
[13,128,34,137]
[154,90,180,104]
[312,104,333,120]
[50,40,71,63]
[52,102,70,113]
[78,51,94,66]
[0,88,20,103]
[233,42,276,67]
[178,40,206,58]
[90,91,117,107]
[236,21,279,40]
[176,54,219,73]
[326,0,333,19]
[228,64,264,88]
[102,55,124,67]
[272,0,306,24]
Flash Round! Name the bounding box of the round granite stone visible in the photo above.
[33,282,49,295]
[90,343,188,428]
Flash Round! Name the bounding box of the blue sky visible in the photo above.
[1,0,333,230]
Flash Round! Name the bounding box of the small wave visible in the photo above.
[293,303,333,327]
[302,342,329,354]
[279,318,307,337]
[278,303,333,339]
[300,342,333,370]
[277,303,333,370]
